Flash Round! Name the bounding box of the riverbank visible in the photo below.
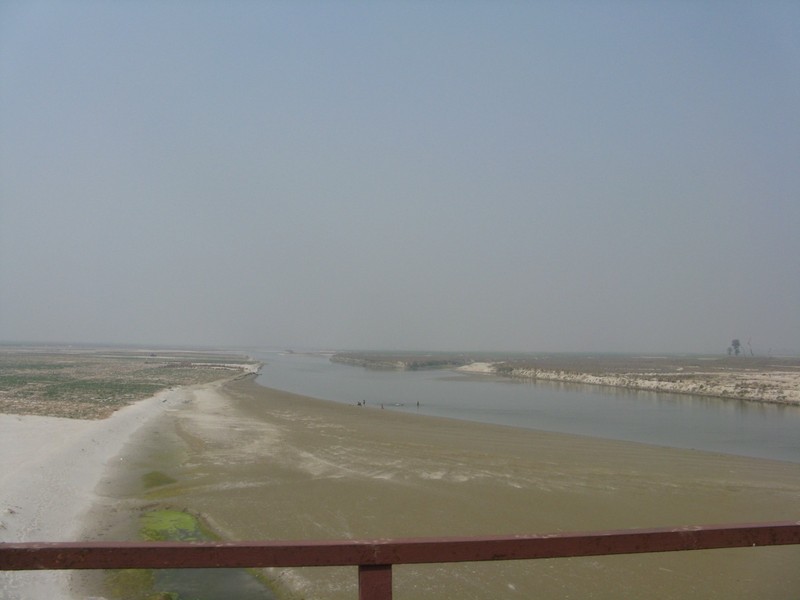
[0,385,200,600]
[80,376,800,600]
[456,356,800,405]
[0,346,260,418]
[0,347,259,600]
[328,351,800,405]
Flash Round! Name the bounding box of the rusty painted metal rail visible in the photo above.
[2,521,799,599]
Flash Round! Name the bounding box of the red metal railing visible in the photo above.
[2,521,799,599]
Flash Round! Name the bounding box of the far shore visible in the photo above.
[456,359,800,405]
[329,351,800,406]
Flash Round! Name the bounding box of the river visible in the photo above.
[255,351,800,464]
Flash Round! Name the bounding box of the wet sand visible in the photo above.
[84,377,800,599]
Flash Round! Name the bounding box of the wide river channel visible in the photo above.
[255,351,800,464]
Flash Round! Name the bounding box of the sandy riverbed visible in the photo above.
[74,377,800,600]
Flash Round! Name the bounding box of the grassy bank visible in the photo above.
[0,346,258,418]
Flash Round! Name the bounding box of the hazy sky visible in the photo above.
[1,1,798,354]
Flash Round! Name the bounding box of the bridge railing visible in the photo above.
[2,521,799,599]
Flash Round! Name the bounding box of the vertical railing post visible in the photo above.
[358,564,392,600]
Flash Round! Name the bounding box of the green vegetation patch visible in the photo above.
[0,374,53,388]
[104,509,280,599]
[0,347,256,418]
[140,509,207,542]
[43,379,164,400]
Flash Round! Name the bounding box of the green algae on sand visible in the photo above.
[104,508,277,600]
[140,509,206,542]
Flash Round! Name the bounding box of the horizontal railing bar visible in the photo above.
[2,521,798,571]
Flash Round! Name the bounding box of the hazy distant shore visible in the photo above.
[76,376,800,600]
[332,352,800,405]
[459,361,800,406]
